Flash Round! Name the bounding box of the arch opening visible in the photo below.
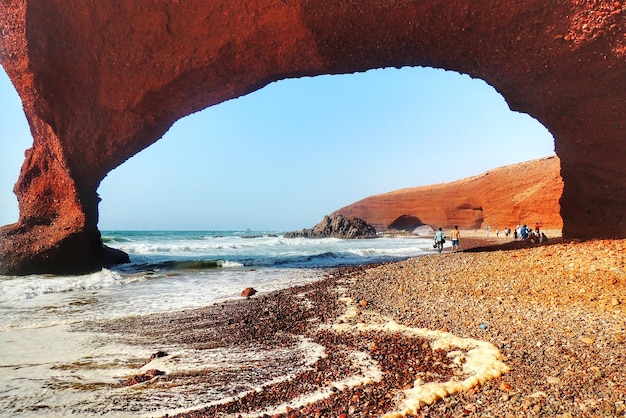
[1,0,623,274]
[96,67,557,231]
[0,67,31,226]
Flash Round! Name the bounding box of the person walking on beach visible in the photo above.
[450,225,461,252]
[434,227,445,253]
[520,224,529,240]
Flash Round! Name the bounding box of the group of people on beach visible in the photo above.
[483,223,549,245]
[433,225,460,253]
[483,223,547,242]
[514,223,549,244]
[433,222,549,254]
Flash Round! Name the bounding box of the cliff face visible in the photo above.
[0,1,624,274]
[335,156,563,232]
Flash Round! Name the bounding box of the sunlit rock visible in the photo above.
[0,0,624,274]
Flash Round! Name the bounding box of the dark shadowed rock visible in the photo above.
[388,215,425,232]
[283,214,377,239]
[148,351,168,362]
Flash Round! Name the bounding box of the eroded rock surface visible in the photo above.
[337,156,564,232]
[0,0,624,274]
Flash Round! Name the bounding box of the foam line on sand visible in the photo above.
[330,296,510,417]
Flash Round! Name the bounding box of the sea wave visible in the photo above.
[110,236,344,255]
[144,259,223,271]
[265,250,397,268]
[102,231,437,271]
[0,269,131,303]
[101,236,134,244]
[346,245,433,257]
[221,260,245,268]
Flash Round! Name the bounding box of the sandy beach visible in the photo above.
[98,234,626,417]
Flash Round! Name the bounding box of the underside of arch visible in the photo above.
[0,0,624,274]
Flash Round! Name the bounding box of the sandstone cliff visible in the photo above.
[335,156,563,232]
[0,1,624,274]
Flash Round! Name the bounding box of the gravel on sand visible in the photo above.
[109,237,626,417]
[346,238,626,417]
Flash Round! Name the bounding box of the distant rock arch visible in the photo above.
[0,0,624,274]
[388,215,426,232]
[337,157,563,234]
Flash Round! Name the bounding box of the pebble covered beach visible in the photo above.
[346,237,626,417]
[105,236,626,417]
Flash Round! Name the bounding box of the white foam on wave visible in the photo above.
[114,235,284,253]
[0,324,181,418]
[220,260,245,268]
[103,232,438,272]
[347,246,430,258]
[113,235,349,258]
[154,336,331,418]
[0,269,130,303]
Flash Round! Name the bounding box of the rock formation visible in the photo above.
[283,214,377,239]
[387,215,426,232]
[336,156,564,232]
[241,287,258,299]
[0,1,624,274]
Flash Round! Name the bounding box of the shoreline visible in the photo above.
[96,236,625,417]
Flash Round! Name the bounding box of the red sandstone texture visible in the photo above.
[0,1,624,274]
[335,156,563,232]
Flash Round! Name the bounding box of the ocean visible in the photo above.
[0,230,438,417]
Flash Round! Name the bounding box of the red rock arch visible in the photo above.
[0,0,624,274]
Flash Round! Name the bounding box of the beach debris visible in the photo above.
[547,376,562,385]
[241,287,258,299]
[479,323,488,330]
[124,352,171,386]
[499,381,513,391]
[148,351,168,362]
[124,369,165,386]
[580,337,595,344]
[463,403,477,413]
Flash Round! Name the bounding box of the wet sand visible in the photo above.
[102,236,626,417]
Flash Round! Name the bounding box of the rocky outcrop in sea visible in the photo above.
[283,214,377,239]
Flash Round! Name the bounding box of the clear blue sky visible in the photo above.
[0,66,555,231]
